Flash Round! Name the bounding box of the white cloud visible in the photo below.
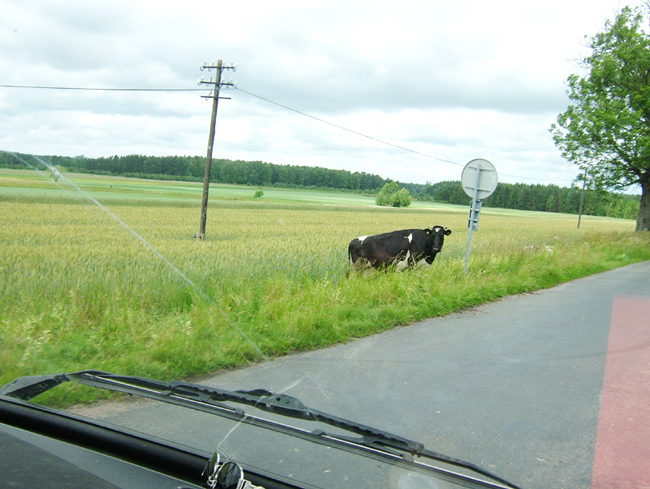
[0,0,642,186]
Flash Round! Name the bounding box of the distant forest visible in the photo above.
[0,152,639,220]
[408,180,639,220]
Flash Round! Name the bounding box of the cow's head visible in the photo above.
[426,226,452,253]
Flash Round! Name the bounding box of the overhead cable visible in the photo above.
[1,82,575,183]
[0,84,202,92]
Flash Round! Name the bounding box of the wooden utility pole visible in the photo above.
[577,168,588,229]
[196,59,236,240]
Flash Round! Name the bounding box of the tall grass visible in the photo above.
[1,191,648,406]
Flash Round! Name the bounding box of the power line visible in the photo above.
[0,84,202,92]
[236,87,463,168]
[235,87,577,184]
[1,82,576,183]
[1,82,461,167]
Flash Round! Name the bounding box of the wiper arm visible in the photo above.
[0,370,108,400]
[1,371,521,489]
[175,384,427,454]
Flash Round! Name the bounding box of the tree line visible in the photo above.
[407,180,639,220]
[41,154,388,192]
[0,152,638,219]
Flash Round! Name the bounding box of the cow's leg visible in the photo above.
[395,250,411,272]
[353,258,371,272]
[347,258,368,277]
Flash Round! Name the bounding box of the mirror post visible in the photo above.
[464,166,481,274]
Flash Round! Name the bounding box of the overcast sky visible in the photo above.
[0,0,639,187]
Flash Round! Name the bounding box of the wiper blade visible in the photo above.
[176,384,427,454]
[1,371,521,489]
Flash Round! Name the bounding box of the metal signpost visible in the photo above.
[461,158,498,274]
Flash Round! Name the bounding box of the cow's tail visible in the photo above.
[346,249,352,278]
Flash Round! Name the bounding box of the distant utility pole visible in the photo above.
[577,168,588,229]
[196,59,236,240]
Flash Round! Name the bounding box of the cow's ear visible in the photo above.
[444,228,452,235]
[425,227,433,234]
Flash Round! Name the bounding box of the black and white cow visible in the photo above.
[348,226,452,274]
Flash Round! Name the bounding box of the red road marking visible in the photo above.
[591,296,650,489]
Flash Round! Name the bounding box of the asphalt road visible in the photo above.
[90,261,650,489]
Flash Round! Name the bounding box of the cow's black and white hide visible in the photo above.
[347,226,451,274]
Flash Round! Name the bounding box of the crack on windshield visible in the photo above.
[213,372,337,461]
[216,413,251,461]
[278,373,335,406]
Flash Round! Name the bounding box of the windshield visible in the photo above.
[3,5,650,486]
[3,151,650,489]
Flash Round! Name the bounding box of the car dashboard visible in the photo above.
[0,397,287,489]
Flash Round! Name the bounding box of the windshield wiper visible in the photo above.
[1,371,521,489]
[0,371,107,401]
